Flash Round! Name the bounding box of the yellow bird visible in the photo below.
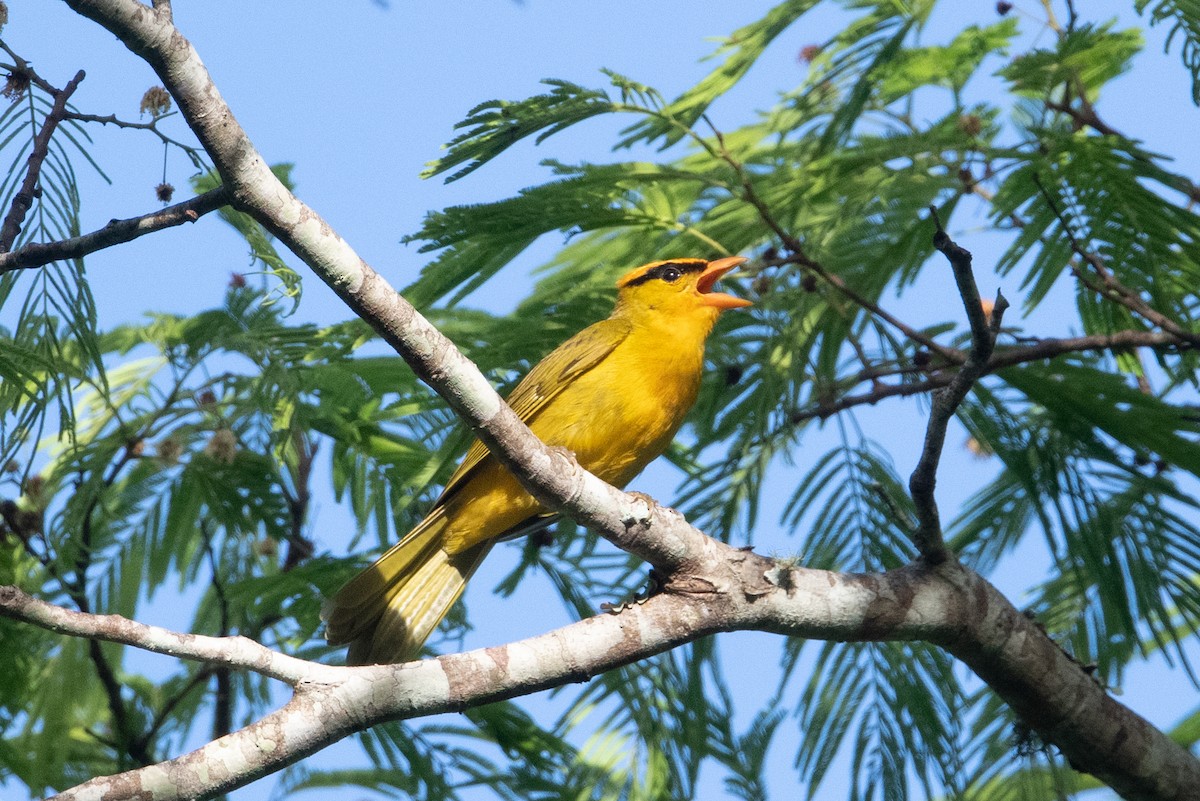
[324,256,751,664]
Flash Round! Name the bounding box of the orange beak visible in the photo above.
[697,256,753,309]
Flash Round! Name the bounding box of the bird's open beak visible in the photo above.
[697,256,753,309]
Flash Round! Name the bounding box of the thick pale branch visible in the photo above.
[26,549,1200,801]
[62,0,704,575]
[0,585,331,685]
[0,186,228,274]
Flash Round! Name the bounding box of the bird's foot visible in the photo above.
[600,568,664,614]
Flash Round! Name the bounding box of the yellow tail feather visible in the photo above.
[323,510,493,665]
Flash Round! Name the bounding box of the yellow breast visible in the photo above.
[439,311,712,554]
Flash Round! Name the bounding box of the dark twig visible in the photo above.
[0,41,59,95]
[908,208,1008,563]
[703,116,962,364]
[281,431,316,572]
[0,70,86,252]
[1031,175,1200,346]
[201,525,233,740]
[137,667,213,753]
[762,250,962,363]
[0,186,228,274]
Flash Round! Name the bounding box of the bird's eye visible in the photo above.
[661,266,682,283]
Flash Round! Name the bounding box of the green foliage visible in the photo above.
[1136,0,1200,102]
[8,1,1200,800]
[192,165,304,310]
[616,0,825,148]
[0,85,105,476]
[998,23,1143,100]
[422,76,637,183]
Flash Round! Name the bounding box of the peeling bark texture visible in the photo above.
[34,2,1200,801]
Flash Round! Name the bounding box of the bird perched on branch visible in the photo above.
[324,256,752,664]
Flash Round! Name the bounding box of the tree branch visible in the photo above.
[45,3,1200,800]
[64,110,208,169]
[0,69,86,252]
[0,585,331,684]
[0,186,228,274]
[908,208,1007,562]
[8,552,1197,801]
[777,328,1190,431]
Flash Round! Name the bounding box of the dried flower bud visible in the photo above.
[155,182,175,203]
[139,86,172,118]
[958,114,983,138]
[3,459,18,474]
[799,44,821,64]
[196,389,217,408]
[996,1,1013,15]
[126,439,145,458]
[204,428,238,464]
[965,436,994,458]
[253,537,278,557]
[22,474,43,501]
[229,272,247,289]
[156,437,183,465]
[2,68,29,103]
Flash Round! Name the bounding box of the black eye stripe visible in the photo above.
[622,261,704,288]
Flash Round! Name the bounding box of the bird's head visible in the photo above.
[614,256,752,321]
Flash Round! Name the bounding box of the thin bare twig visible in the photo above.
[65,110,207,169]
[0,70,86,252]
[908,207,1008,563]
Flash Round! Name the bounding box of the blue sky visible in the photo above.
[10,2,1200,799]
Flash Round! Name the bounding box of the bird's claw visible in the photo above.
[600,569,663,614]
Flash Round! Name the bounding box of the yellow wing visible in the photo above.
[431,316,632,507]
